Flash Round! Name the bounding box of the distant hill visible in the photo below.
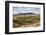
[13,13,40,16]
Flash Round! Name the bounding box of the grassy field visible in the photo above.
[13,15,40,28]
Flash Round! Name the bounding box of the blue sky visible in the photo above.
[13,7,40,14]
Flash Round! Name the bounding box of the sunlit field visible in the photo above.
[13,15,40,28]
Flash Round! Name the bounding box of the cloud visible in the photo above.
[13,7,40,14]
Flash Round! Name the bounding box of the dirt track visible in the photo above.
[18,22,40,28]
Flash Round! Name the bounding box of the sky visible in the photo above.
[13,7,40,14]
